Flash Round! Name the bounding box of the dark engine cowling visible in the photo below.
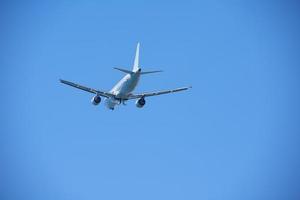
[91,95,101,105]
[136,97,146,108]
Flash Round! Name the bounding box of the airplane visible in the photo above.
[60,43,191,110]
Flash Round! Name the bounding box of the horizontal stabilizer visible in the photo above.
[140,70,163,75]
[113,67,134,74]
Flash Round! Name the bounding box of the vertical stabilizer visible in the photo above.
[133,43,140,72]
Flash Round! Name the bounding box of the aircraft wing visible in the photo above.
[127,86,192,99]
[60,79,114,98]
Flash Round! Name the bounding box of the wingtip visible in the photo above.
[59,79,67,84]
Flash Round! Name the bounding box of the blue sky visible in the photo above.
[1,1,300,200]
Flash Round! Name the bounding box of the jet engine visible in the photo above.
[136,97,146,108]
[91,95,101,105]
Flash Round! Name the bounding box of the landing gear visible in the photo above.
[117,98,127,106]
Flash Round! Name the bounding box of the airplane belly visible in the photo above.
[118,76,139,97]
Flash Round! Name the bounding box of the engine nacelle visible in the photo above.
[91,95,101,105]
[136,97,146,108]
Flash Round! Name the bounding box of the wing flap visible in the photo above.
[127,86,191,99]
[60,79,113,98]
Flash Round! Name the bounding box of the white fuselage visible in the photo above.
[105,72,140,109]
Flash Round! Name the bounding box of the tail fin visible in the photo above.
[133,43,140,72]
[132,43,162,75]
